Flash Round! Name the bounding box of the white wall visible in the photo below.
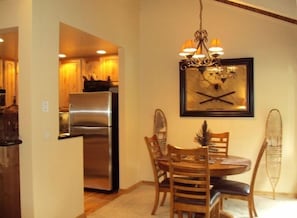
[139,0,297,195]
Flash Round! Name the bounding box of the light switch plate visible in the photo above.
[42,100,49,112]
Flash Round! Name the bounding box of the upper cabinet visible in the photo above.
[59,59,83,111]
[0,28,19,109]
[84,55,119,84]
[59,55,119,111]
[0,59,18,107]
[99,55,119,85]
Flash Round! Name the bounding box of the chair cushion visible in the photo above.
[210,189,221,206]
[159,178,170,188]
[212,179,250,196]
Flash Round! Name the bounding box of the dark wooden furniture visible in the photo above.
[167,145,221,218]
[212,141,268,218]
[209,132,230,157]
[158,154,251,177]
[0,141,22,218]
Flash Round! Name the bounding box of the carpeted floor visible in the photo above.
[88,183,297,218]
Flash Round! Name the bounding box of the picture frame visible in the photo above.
[180,58,254,117]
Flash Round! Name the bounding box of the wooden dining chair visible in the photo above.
[144,135,170,215]
[212,140,268,218]
[209,132,230,157]
[167,144,221,218]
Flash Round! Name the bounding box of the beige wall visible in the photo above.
[1,0,140,217]
[139,0,297,195]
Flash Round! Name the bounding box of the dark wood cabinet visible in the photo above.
[0,144,21,218]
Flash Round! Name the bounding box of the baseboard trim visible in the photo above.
[76,213,86,218]
[118,181,154,194]
[254,191,297,199]
[121,181,297,199]
[119,181,145,194]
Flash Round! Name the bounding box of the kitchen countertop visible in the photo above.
[58,133,82,140]
[0,139,22,146]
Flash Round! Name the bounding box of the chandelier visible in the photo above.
[179,0,224,71]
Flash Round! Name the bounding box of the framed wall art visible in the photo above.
[180,58,254,117]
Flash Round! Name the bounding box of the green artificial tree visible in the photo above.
[195,120,211,146]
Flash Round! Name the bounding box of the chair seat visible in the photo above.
[159,178,170,188]
[210,189,221,205]
[175,189,221,206]
[212,179,250,196]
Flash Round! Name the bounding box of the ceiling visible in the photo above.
[0,23,119,61]
[59,23,119,59]
[0,1,295,61]
[229,0,297,20]
[216,0,297,24]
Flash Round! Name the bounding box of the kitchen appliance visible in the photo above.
[69,91,118,192]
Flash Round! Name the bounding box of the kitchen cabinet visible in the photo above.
[0,59,18,107]
[84,55,119,85]
[4,60,17,107]
[0,143,21,218]
[99,56,119,85]
[59,59,83,110]
[59,56,119,110]
[59,55,119,112]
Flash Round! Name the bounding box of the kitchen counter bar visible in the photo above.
[58,133,82,140]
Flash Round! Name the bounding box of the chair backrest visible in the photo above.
[209,132,229,157]
[167,144,213,217]
[250,140,268,191]
[144,135,167,185]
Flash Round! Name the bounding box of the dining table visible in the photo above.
[157,155,251,177]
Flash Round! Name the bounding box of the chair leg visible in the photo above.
[178,211,183,218]
[151,189,160,215]
[252,196,258,217]
[248,199,254,218]
[170,208,174,218]
[160,192,167,206]
[220,196,224,210]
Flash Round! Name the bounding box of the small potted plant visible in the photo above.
[195,120,211,147]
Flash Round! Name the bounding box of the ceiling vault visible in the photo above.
[215,0,297,25]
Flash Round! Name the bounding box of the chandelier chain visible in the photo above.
[199,0,203,31]
[179,0,224,69]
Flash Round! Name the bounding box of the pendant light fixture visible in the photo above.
[179,0,224,72]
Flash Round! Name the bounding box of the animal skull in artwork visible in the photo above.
[201,66,236,90]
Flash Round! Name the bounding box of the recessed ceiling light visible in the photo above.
[96,50,106,54]
[58,53,67,58]
[0,38,4,43]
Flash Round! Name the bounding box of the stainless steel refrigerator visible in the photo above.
[69,91,119,192]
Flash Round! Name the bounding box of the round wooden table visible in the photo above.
[158,155,251,177]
